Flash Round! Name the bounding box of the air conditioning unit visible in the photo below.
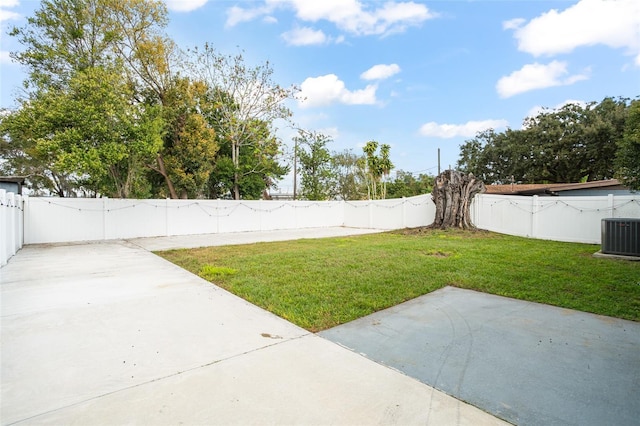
[601,218,640,256]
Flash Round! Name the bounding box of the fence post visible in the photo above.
[17,194,23,251]
[1,189,6,266]
[102,197,108,240]
[472,195,479,228]
[608,194,614,218]
[165,198,170,236]
[368,201,374,229]
[7,192,16,258]
[531,195,539,239]
[215,198,220,234]
[401,197,406,228]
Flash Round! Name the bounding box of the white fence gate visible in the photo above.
[1,189,23,266]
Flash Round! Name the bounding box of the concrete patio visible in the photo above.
[1,228,507,425]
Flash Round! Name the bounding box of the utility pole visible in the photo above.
[293,138,298,200]
[437,148,441,175]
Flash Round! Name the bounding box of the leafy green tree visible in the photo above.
[207,119,288,199]
[386,171,434,198]
[9,0,169,93]
[0,66,163,197]
[616,100,640,191]
[0,106,76,196]
[4,0,173,197]
[151,77,218,199]
[294,130,336,200]
[190,45,297,199]
[584,97,628,181]
[330,149,367,200]
[458,98,630,184]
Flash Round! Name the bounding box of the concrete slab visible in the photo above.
[14,335,506,425]
[1,238,506,425]
[593,250,640,261]
[128,226,384,251]
[320,286,640,426]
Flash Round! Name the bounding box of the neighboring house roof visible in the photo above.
[485,179,627,196]
[0,176,26,195]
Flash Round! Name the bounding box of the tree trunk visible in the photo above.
[232,140,241,200]
[155,154,178,199]
[431,170,485,229]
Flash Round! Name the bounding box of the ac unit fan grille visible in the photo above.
[601,218,640,256]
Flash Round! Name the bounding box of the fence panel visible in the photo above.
[292,201,343,229]
[24,197,104,244]
[104,199,168,239]
[472,194,640,244]
[403,194,435,228]
[472,195,534,238]
[343,200,371,228]
[343,195,435,229]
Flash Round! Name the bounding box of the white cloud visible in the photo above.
[226,0,436,37]
[281,26,328,46]
[0,6,19,23]
[496,61,589,98]
[0,50,12,64]
[360,63,401,81]
[226,5,264,27]
[506,0,640,63]
[419,119,509,138]
[502,18,525,30]
[318,126,340,138]
[297,74,377,108]
[263,16,278,24]
[0,0,19,7]
[164,0,208,12]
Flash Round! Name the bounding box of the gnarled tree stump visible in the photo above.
[431,170,485,229]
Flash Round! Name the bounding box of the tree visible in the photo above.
[616,100,640,191]
[10,0,118,91]
[0,66,163,197]
[4,0,173,197]
[585,97,628,181]
[362,141,394,199]
[330,149,367,200]
[190,45,297,199]
[207,119,288,199]
[0,106,76,197]
[458,98,631,184]
[431,170,485,230]
[151,77,218,199]
[386,171,434,198]
[9,0,170,94]
[294,130,336,200]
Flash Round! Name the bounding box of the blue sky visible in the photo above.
[1,0,639,191]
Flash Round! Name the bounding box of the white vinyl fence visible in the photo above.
[3,192,639,265]
[22,194,434,245]
[473,194,640,244]
[1,189,23,266]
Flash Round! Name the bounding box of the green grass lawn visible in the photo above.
[158,229,640,332]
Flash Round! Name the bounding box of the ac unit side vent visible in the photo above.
[601,218,640,256]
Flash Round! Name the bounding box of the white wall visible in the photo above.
[23,196,417,244]
[13,192,640,248]
[472,194,640,244]
[343,195,435,229]
[1,189,23,266]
